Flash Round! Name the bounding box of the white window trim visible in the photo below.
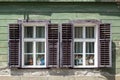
[22,24,47,68]
[73,25,99,68]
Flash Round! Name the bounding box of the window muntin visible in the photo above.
[22,26,46,68]
[74,26,98,68]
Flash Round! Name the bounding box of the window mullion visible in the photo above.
[22,25,24,67]
[95,25,98,67]
[45,25,47,67]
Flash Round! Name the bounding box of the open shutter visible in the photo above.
[99,23,111,67]
[9,24,21,68]
[48,24,59,67]
[60,23,73,67]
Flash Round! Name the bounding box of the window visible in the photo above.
[22,25,46,68]
[74,26,98,68]
[9,20,111,68]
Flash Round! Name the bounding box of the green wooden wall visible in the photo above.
[0,2,119,74]
[0,0,116,2]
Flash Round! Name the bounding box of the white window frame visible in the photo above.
[22,23,47,68]
[73,24,98,68]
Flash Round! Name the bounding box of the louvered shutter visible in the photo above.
[9,24,22,68]
[99,23,112,67]
[48,24,59,67]
[60,23,73,67]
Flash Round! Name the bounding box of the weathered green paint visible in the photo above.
[0,48,8,54]
[0,27,8,34]
[0,2,119,75]
[0,41,8,48]
[0,34,8,41]
[0,15,24,19]
[0,0,116,2]
[112,34,120,40]
[112,27,120,34]
[0,55,8,62]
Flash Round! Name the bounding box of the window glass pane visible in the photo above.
[86,42,94,53]
[86,27,94,38]
[24,27,33,38]
[74,27,83,38]
[36,54,45,65]
[86,54,94,65]
[36,42,45,53]
[74,54,83,66]
[24,54,33,65]
[24,42,33,53]
[36,27,45,38]
[74,42,83,53]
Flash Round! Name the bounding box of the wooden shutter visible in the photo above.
[9,24,21,68]
[60,23,73,67]
[48,24,59,67]
[99,23,112,67]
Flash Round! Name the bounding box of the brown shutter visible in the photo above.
[9,24,22,68]
[60,23,73,67]
[48,24,59,67]
[99,23,112,67]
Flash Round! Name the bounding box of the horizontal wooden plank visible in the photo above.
[0,15,24,19]
[0,48,8,54]
[112,33,120,40]
[0,54,8,62]
[102,20,120,26]
[112,26,120,34]
[29,14,50,20]
[0,27,8,34]
[0,20,17,26]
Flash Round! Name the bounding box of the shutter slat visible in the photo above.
[9,24,21,68]
[61,23,73,67]
[99,23,111,67]
[48,24,59,67]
